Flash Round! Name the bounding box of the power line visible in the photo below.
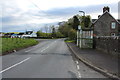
[28,0,52,17]
[28,0,45,13]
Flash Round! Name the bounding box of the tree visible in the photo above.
[44,25,49,37]
[48,26,52,33]
[58,14,91,40]
[55,32,64,38]
[84,15,91,28]
[68,29,77,40]
[36,30,41,37]
[80,15,91,29]
[51,26,56,38]
[72,16,80,30]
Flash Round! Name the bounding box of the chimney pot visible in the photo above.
[103,6,110,13]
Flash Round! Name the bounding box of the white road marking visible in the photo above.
[41,49,45,52]
[78,72,81,78]
[41,48,47,52]
[0,57,31,73]
[75,60,81,78]
[25,49,32,52]
[75,61,79,64]
[26,40,57,53]
[40,45,50,52]
[46,46,49,48]
[41,50,43,52]
[77,65,80,70]
[41,40,57,52]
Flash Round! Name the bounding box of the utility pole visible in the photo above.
[77,11,85,48]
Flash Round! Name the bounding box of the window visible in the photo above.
[111,33,115,36]
[111,22,116,29]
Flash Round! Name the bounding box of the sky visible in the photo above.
[0,0,119,32]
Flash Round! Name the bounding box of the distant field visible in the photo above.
[0,38,38,55]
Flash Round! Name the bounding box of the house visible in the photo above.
[93,6,120,36]
[17,32,25,38]
[4,33,14,38]
[0,32,4,37]
[18,31,37,38]
[2,31,37,38]
[11,34,18,38]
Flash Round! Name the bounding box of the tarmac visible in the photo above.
[66,42,120,80]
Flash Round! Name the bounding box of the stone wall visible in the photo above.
[94,36,120,56]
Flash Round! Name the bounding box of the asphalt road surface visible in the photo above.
[1,39,107,79]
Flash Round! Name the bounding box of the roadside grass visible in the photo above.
[0,38,38,55]
[64,39,76,43]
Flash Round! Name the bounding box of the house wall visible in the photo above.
[94,36,120,57]
[93,12,119,36]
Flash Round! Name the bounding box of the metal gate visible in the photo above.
[77,28,93,48]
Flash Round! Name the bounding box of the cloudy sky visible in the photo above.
[0,0,119,32]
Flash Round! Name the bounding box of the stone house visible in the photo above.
[93,6,120,36]
[92,7,120,56]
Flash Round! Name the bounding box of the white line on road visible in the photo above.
[46,46,49,49]
[41,49,45,52]
[40,46,50,52]
[75,61,79,64]
[25,49,32,52]
[0,57,31,73]
[77,65,80,70]
[78,71,81,78]
[40,40,57,52]
[26,40,57,53]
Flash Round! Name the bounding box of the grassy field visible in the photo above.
[0,38,38,55]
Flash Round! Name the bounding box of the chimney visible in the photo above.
[103,6,110,13]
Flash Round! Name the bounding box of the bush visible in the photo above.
[68,29,77,40]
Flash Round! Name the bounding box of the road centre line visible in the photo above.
[40,46,50,52]
[26,40,56,53]
[40,41,56,52]
[0,57,31,73]
[41,49,46,52]
[25,40,57,52]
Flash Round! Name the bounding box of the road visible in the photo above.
[1,39,107,79]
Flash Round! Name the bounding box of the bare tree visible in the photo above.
[44,25,48,33]
[48,25,52,33]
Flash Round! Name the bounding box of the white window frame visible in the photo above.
[111,22,116,29]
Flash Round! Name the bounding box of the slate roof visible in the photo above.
[93,11,120,25]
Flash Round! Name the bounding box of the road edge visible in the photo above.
[66,42,120,80]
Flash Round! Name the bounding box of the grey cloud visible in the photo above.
[2,16,16,23]
[44,3,118,16]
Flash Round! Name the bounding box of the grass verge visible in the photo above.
[64,39,76,43]
[0,38,38,55]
